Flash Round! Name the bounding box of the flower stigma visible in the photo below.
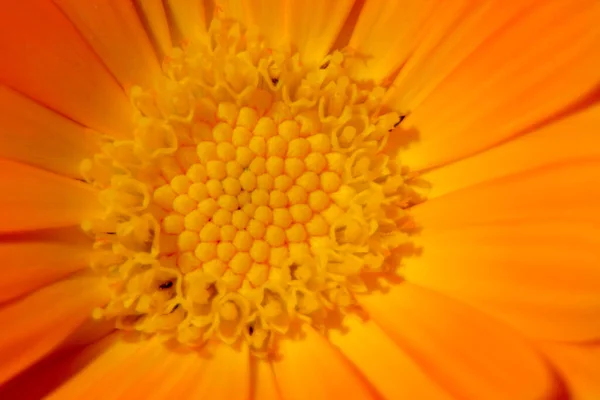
[81,19,420,356]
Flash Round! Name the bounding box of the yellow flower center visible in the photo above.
[82,19,418,355]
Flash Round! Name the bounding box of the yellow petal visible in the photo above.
[252,358,282,399]
[54,0,161,90]
[328,315,454,399]
[538,342,600,400]
[0,1,134,139]
[164,0,207,42]
[0,275,109,385]
[422,102,600,199]
[0,159,100,233]
[0,227,92,303]
[357,284,556,400]
[395,0,600,170]
[273,324,379,399]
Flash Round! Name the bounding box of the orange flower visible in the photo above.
[0,1,599,399]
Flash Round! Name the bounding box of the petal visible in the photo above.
[164,0,207,42]
[252,358,282,400]
[0,334,119,400]
[0,227,92,303]
[272,324,380,400]
[0,274,109,385]
[231,0,355,65]
[422,102,600,199]
[54,0,161,89]
[0,1,134,139]
[395,0,600,170]
[403,223,600,342]
[538,342,600,400]
[134,0,173,57]
[357,284,557,400]
[0,159,100,233]
[328,314,453,400]
[47,338,250,400]
[0,85,100,178]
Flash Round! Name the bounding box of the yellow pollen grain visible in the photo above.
[308,190,330,212]
[284,158,305,179]
[238,191,252,207]
[233,230,253,251]
[247,219,266,239]
[247,263,268,286]
[250,240,270,263]
[217,102,239,125]
[269,246,289,266]
[195,242,217,262]
[222,177,242,196]
[325,153,345,174]
[242,203,257,217]
[278,120,300,141]
[287,186,307,205]
[171,175,191,194]
[239,170,257,191]
[237,107,259,129]
[173,194,197,214]
[254,117,277,138]
[305,214,329,236]
[200,221,220,242]
[217,242,236,262]
[232,126,252,147]
[178,231,199,251]
[254,205,273,224]
[249,136,266,156]
[153,184,177,210]
[204,259,227,278]
[265,225,285,247]
[249,157,266,175]
[304,152,327,173]
[230,252,252,274]
[307,133,331,153]
[289,204,312,223]
[221,270,243,290]
[198,198,219,217]
[269,190,288,208]
[206,179,224,198]
[286,223,307,243]
[257,174,274,190]
[206,160,227,180]
[320,171,342,193]
[217,142,236,161]
[213,122,233,142]
[251,189,270,206]
[287,138,310,158]
[232,209,250,230]
[187,164,208,183]
[274,175,293,191]
[265,156,284,176]
[162,214,184,234]
[177,252,200,273]
[226,161,244,178]
[220,225,237,242]
[188,182,209,201]
[267,136,287,157]
[296,171,319,192]
[236,147,254,167]
[184,210,209,231]
[197,142,218,163]
[218,194,239,211]
[212,209,232,226]
[273,208,292,229]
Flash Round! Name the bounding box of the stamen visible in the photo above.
[82,19,419,355]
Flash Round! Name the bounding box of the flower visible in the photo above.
[0,0,598,399]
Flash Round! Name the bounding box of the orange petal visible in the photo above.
[134,0,173,57]
[235,0,355,65]
[272,324,380,399]
[422,102,600,199]
[252,358,282,400]
[328,315,453,399]
[0,227,92,303]
[538,342,600,400]
[0,1,134,139]
[0,159,100,233]
[404,223,600,342]
[0,333,119,400]
[357,284,557,400]
[394,1,600,170]
[0,86,100,178]
[164,0,207,42]
[345,0,440,82]
[0,274,109,385]
[54,0,161,90]
[47,338,250,400]
[412,160,600,230]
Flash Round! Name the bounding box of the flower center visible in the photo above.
[82,19,418,355]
